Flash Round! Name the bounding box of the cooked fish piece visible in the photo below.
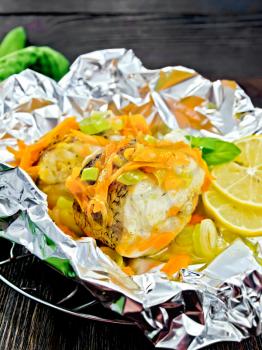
[37,132,104,207]
[38,135,96,185]
[70,137,208,258]
[73,180,128,247]
[118,160,204,257]
[37,133,103,235]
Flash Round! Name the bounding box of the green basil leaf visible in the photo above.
[186,136,241,166]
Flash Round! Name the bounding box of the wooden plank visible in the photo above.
[0,281,262,350]
[0,254,262,350]
[0,285,152,350]
[238,78,262,107]
[0,14,261,88]
[0,246,152,350]
[0,0,262,15]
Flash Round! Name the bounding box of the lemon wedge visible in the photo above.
[203,186,262,236]
[212,135,262,209]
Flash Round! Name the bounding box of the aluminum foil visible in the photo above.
[0,49,262,349]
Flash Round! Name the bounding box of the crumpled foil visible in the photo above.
[0,49,262,349]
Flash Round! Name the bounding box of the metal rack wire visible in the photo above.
[0,238,134,326]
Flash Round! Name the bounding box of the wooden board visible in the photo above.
[0,14,262,106]
[0,257,262,350]
[0,14,262,78]
[0,1,262,350]
[0,0,262,14]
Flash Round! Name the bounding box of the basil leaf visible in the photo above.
[186,136,241,166]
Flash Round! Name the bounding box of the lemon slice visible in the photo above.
[203,187,262,236]
[212,135,262,208]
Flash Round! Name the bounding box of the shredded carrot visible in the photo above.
[57,224,79,239]
[161,254,191,276]
[26,166,40,180]
[8,161,18,167]
[7,140,27,165]
[66,167,92,212]
[116,231,177,256]
[9,117,79,170]
[149,232,176,250]
[70,130,109,146]
[122,266,135,276]
[167,206,180,218]
[121,114,150,136]
[189,213,206,225]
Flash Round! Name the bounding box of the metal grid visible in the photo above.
[0,238,134,326]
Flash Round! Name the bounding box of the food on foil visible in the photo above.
[8,111,150,237]
[8,110,260,277]
[69,132,209,258]
[1,50,262,349]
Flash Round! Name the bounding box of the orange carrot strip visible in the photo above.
[57,224,79,239]
[167,206,180,218]
[26,166,40,180]
[19,117,79,169]
[70,130,109,146]
[189,213,206,225]
[161,255,191,276]
[122,266,135,276]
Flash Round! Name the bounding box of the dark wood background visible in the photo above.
[0,1,262,349]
